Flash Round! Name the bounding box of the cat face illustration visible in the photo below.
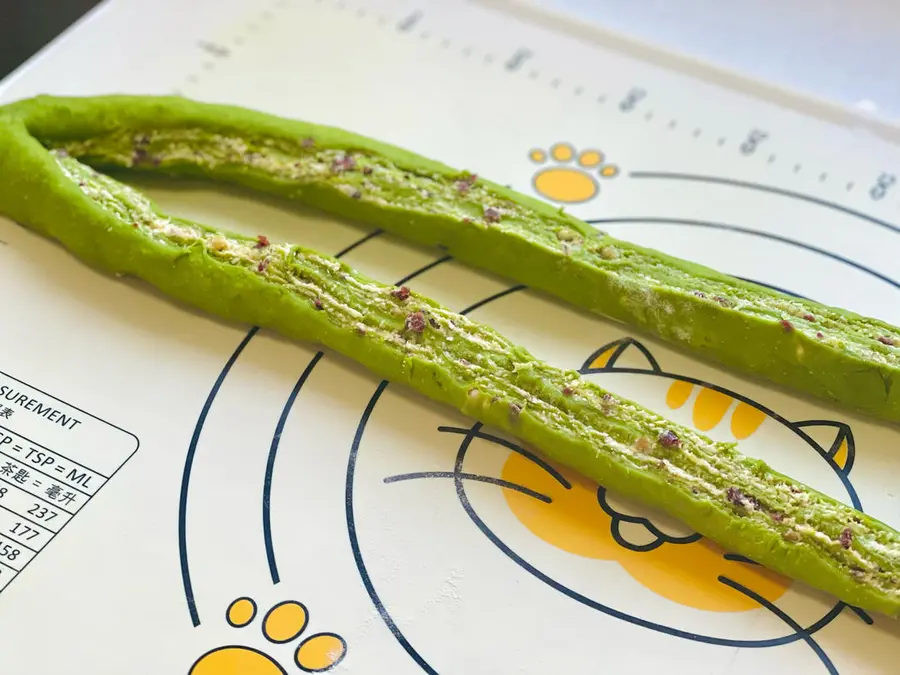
[348,328,867,672]
[448,338,860,634]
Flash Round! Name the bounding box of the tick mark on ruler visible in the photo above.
[398,11,423,32]
[197,41,230,58]
[505,48,533,71]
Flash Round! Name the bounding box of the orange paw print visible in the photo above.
[189,597,347,674]
[529,143,618,203]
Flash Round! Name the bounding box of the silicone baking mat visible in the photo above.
[1,0,899,672]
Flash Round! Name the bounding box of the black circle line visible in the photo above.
[263,351,325,586]
[453,422,848,650]
[733,276,807,300]
[261,600,310,644]
[396,255,453,286]
[334,228,384,258]
[458,284,527,317]
[587,216,900,291]
[187,645,288,675]
[346,380,436,673]
[295,632,349,673]
[437,425,571,489]
[179,325,259,628]
[627,172,900,236]
[225,596,258,628]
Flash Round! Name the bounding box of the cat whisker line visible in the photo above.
[717,575,838,673]
[437,425,572,489]
[383,471,553,503]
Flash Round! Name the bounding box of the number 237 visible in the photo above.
[27,504,57,521]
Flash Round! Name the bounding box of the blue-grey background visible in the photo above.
[0,0,101,78]
[2,0,900,121]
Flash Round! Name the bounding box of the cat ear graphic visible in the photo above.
[579,337,662,374]
[792,420,856,474]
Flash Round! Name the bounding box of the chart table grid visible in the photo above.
[0,371,137,592]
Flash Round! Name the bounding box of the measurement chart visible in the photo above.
[1,0,900,673]
[0,371,137,593]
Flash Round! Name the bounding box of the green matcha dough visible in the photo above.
[2,94,899,425]
[0,97,899,618]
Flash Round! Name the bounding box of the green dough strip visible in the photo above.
[1,99,900,618]
[2,95,900,423]
[5,94,900,427]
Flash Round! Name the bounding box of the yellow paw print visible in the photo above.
[529,143,618,204]
[189,597,347,674]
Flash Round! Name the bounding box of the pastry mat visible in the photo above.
[0,0,899,672]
